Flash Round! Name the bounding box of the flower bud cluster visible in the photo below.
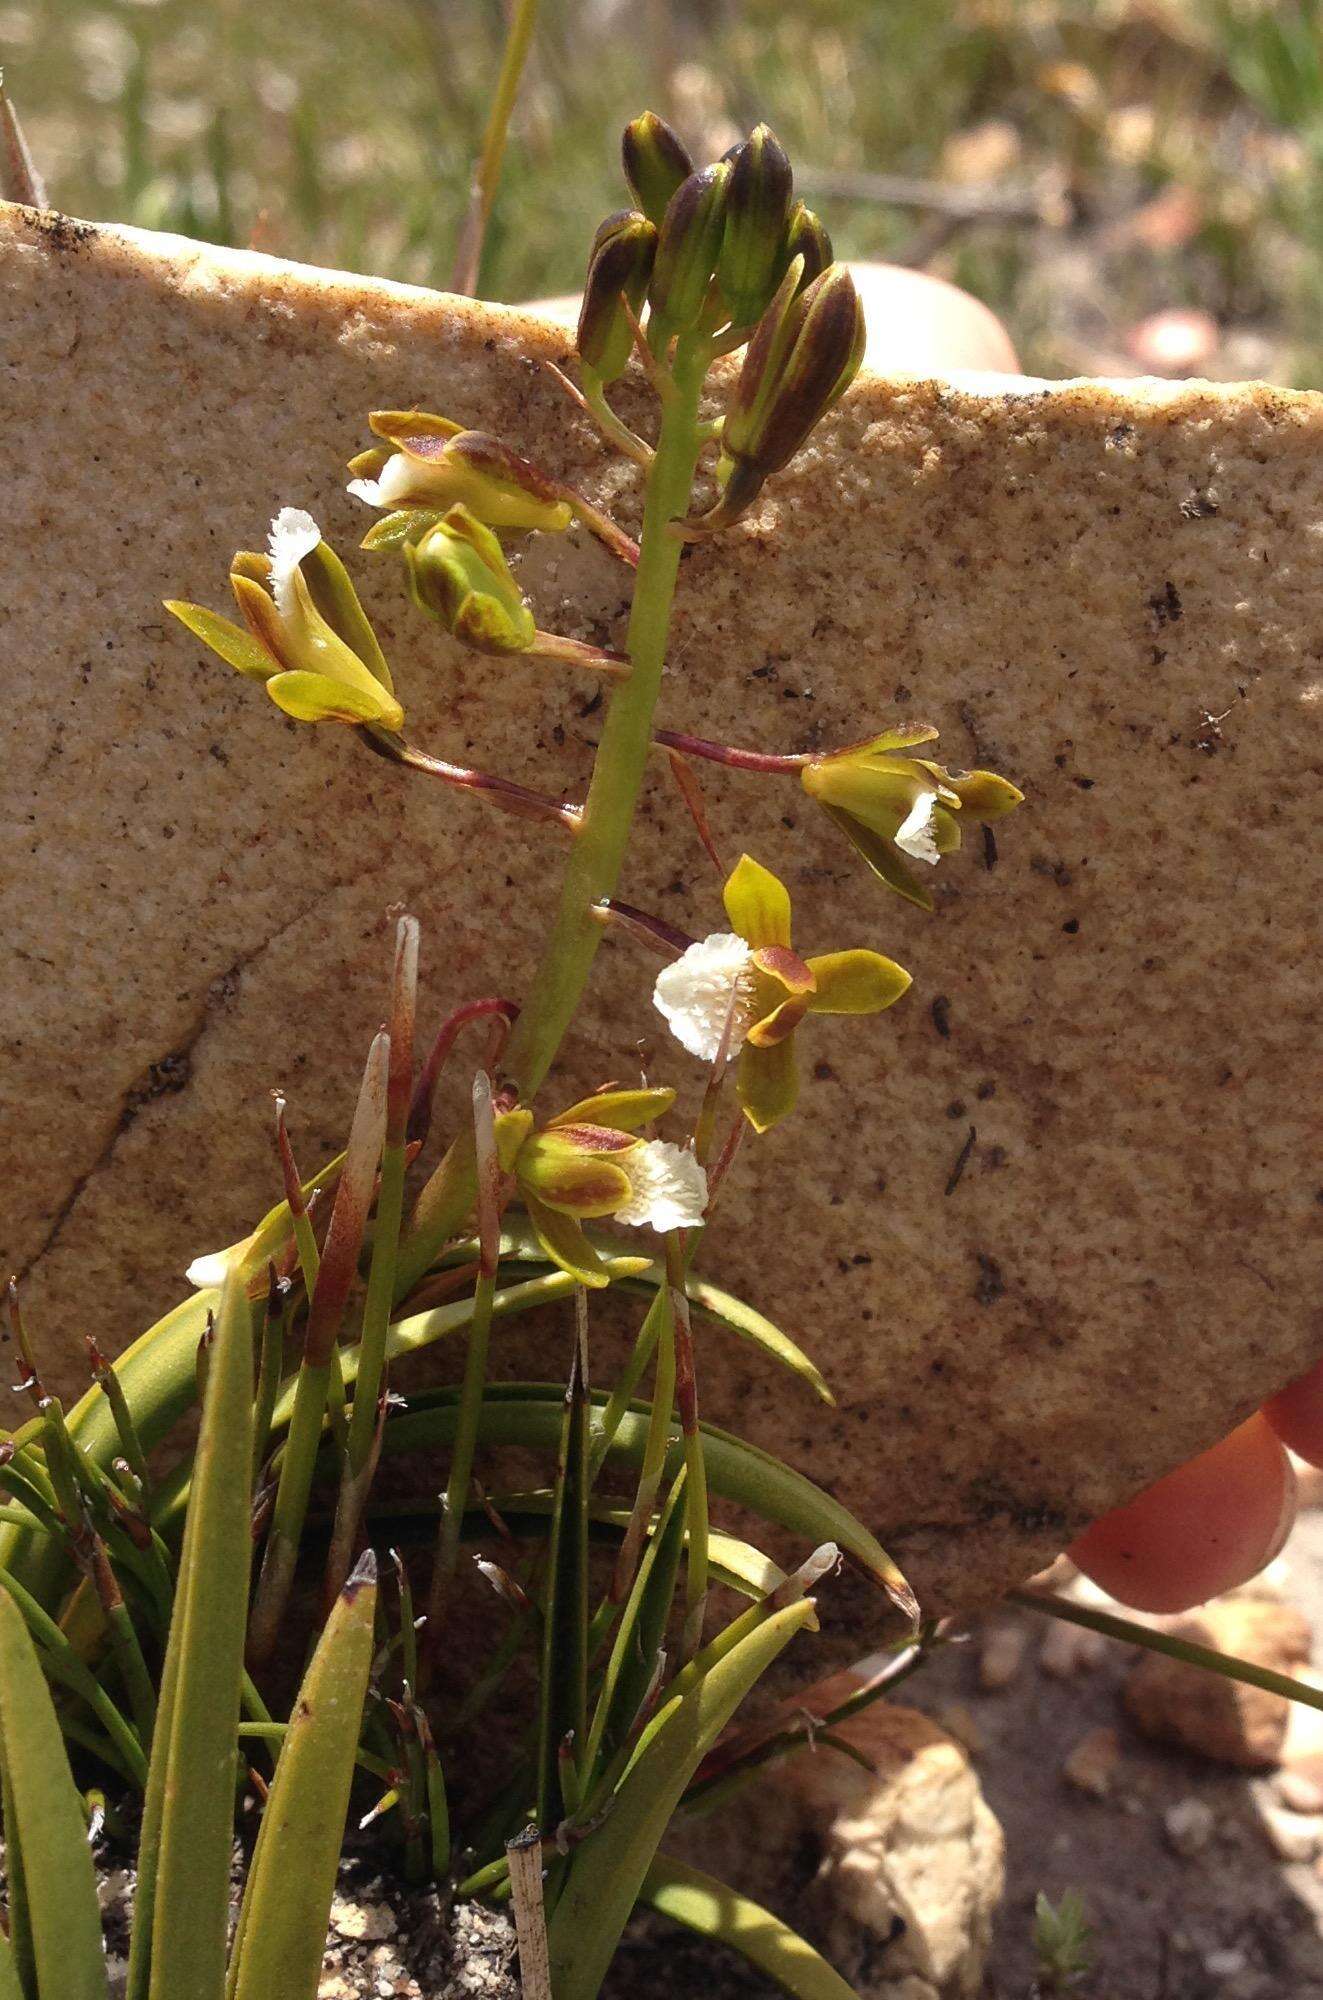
[612,112,834,345]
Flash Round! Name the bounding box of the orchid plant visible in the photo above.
[0,113,1025,2000]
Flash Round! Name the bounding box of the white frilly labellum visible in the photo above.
[267,507,322,620]
[894,788,941,865]
[653,932,755,1062]
[346,453,419,511]
[613,1140,708,1233]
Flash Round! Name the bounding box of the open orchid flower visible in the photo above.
[654,854,911,1131]
[347,411,574,538]
[504,1088,707,1287]
[801,723,1024,909]
[166,509,403,730]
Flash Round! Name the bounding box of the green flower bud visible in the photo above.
[724,262,866,481]
[782,200,833,288]
[404,505,537,656]
[577,208,657,383]
[648,162,731,337]
[718,123,793,326]
[621,111,694,227]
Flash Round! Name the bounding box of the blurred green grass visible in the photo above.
[6,0,1323,382]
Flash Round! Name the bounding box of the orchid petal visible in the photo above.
[723,853,792,950]
[523,1193,612,1289]
[736,1038,798,1133]
[805,949,912,1015]
[547,1089,676,1133]
[165,601,276,681]
[265,670,400,727]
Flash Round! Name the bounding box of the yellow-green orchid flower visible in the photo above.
[801,724,1024,909]
[653,854,911,1132]
[166,509,403,730]
[347,411,573,542]
[509,1088,707,1288]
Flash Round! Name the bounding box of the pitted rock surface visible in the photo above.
[3,201,1322,1623]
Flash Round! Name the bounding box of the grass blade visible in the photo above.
[127,1265,254,2000]
[547,1597,818,1999]
[641,1854,860,1999]
[583,1469,687,1790]
[228,1552,378,2000]
[250,1030,388,1663]
[536,1325,590,1828]
[0,1588,107,1999]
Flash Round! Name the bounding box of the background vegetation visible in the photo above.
[7,0,1323,383]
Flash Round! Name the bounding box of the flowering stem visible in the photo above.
[668,1232,709,1662]
[503,336,712,1099]
[653,728,810,774]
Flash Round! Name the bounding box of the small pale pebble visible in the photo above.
[978,1621,1027,1690]
[1039,1618,1106,1677]
[1274,1766,1323,1815]
[1206,1949,1249,1977]
[1256,1800,1323,1862]
[331,1895,398,1942]
[1164,1797,1217,1857]
[1062,1725,1119,1797]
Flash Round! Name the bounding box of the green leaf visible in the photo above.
[450,1222,834,1405]
[0,1589,106,2000]
[583,1469,688,1790]
[626,1262,833,1406]
[642,1854,861,1999]
[228,1552,378,2000]
[537,1333,591,1827]
[128,1265,254,2000]
[371,1385,914,1619]
[547,1598,818,1999]
[0,1930,25,2000]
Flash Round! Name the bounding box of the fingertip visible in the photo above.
[1068,1413,1296,1614]
[1264,1353,1323,1466]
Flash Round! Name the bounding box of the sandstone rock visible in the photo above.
[670,1689,1003,1998]
[5,203,1323,1621]
[1124,1596,1313,1769]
